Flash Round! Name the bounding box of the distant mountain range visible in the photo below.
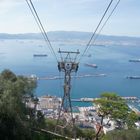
[0,31,140,46]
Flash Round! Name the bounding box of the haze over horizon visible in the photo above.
[0,0,140,37]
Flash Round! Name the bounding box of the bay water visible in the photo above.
[0,39,140,99]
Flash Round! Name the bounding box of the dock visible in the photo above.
[32,74,107,80]
[72,96,138,102]
[122,96,138,100]
[72,98,99,102]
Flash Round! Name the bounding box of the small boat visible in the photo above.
[129,59,140,62]
[33,54,48,57]
[85,63,98,68]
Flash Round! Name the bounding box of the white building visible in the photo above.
[37,96,61,111]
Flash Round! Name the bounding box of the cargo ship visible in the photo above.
[129,59,140,62]
[85,63,98,68]
[126,76,140,79]
[33,54,48,57]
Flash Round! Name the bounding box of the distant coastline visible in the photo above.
[0,31,140,46]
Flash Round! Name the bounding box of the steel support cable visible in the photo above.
[25,0,47,45]
[87,0,121,48]
[28,0,58,62]
[26,2,62,129]
[25,0,58,62]
[79,0,114,62]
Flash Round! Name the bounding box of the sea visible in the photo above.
[0,39,140,101]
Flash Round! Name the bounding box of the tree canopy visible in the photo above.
[0,71,139,140]
[0,69,43,140]
[102,129,140,140]
[94,92,138,140]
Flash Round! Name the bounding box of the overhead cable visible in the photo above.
[25,0,47,44]
[89,0,121,47]
[79,0,114,62]
[25,0,58,62]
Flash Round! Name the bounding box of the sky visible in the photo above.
[0,0,140,37]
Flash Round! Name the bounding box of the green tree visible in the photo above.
[76,127,95,139]
[0,69,44,140]
[94,92,138,140]
[102,129,140,140]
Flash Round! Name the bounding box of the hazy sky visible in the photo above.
[0,0,140,37]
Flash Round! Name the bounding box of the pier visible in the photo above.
[30,74,107,80]
[71,98,94,102]
[72,98,99,102]
[72,96,138,103]
[122,96,138,100]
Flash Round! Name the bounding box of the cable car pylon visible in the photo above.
[55,49,80,138]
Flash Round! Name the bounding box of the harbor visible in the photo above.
[1,0,140,139]
[26,95,140,135]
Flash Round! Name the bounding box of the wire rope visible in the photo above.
[25,0,47,44]
[25,0,58,62]
[79,0,114,62]
[87,0,121,48]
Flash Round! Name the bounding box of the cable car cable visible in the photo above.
[79,0,114,62]
[88,0,121,48]
[25,0,58,62]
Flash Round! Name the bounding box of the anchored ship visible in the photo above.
[126,76,140,79]
[129,59,140,62]
[85,63,98,68]
[33,54,48,57]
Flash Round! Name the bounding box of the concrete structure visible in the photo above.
[37,96,61,118]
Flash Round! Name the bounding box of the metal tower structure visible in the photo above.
[55,49,80,135]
